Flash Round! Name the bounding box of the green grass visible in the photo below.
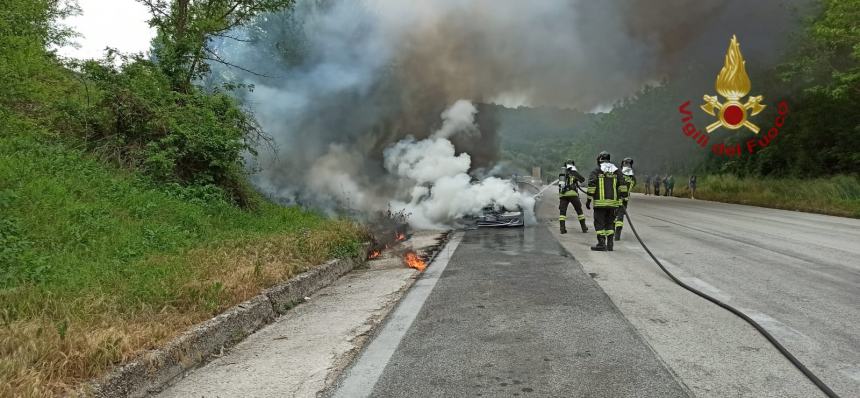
[651,174,860,218]
[0,117,365,396]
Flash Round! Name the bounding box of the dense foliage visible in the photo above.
[138,0,294,93]
[734,0,860,176]
[1,0,297,206]
[79,57,267,205]
[500,0,859,179]
[0,1,80,125]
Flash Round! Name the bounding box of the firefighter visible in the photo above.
[558,160,588,234]
[662,175,670,196]
[666,174,675,196]
[614,157,636,240]
[586,151,627,251]
[689,175,697,199]
[652,174,661,196]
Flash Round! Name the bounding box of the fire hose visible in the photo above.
[623,211,841,398]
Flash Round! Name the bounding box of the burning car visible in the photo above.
[476,205,525,228]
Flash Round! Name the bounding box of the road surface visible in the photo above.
[540,193,859,397]
[333,193,859,397]
[334,228,690,397]
[158,192,859,397]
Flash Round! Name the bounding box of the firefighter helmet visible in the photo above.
[597,151,610,164]
[622,157,633,167]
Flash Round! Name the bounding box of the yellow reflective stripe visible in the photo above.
[612,176,617,198]
[599,176,605,202]
[577,214,586,220]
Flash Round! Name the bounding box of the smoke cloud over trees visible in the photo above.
[210,0,802,224]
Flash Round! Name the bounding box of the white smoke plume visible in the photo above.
[383,100,535,229]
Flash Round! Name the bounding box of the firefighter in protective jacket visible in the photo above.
[558,160,588,234]
[614,157,636,240]
[586,151,628,251]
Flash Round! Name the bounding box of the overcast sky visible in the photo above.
[58,0,155,59]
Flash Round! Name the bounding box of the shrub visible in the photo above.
[79,58,267,206]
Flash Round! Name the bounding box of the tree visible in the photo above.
[137,0,294,93]
[772,0,860,175]
[0,0,79,113]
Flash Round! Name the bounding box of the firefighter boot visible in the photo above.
[607,235,614,251]
[579,219,589,233]
[615,226,622,240]
[590,236,606,251]
[560,220,567,234]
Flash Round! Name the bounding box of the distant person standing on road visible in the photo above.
[653,175,661,196]
[586,151,627,252]
[689,175,697,199]
[644,175,652,195]
[666,175,675,196]
[558,160,589,234]
[662,175,669,196]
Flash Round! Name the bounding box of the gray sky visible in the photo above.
[59,0,155,59]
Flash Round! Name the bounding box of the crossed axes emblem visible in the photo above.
[701,94,766,134]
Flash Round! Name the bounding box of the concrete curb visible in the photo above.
[86,253,365,398]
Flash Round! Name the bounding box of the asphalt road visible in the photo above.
[333,193,859,398]
[334,227,690,398]
[541,193,860,397]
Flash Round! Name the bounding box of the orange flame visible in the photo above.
[368,250,381,260]
[404,251,426,272]
[395,232,406,242]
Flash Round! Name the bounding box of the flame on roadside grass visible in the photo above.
[367,229,408,260]
[403,251,427,272]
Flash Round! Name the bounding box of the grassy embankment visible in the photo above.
[0,121,365,396]
[636,174,860,218]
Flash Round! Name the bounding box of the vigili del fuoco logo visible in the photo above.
[678,35,789,157]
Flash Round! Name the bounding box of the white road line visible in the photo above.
[841,365,860,383]
[333,232,464,398]
[632,239,823,359]
[682,277,733,302]
[738,308,820,349]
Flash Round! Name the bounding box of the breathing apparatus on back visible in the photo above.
[558,159,577,194]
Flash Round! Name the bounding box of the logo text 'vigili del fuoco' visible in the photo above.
[678,35,789,157]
